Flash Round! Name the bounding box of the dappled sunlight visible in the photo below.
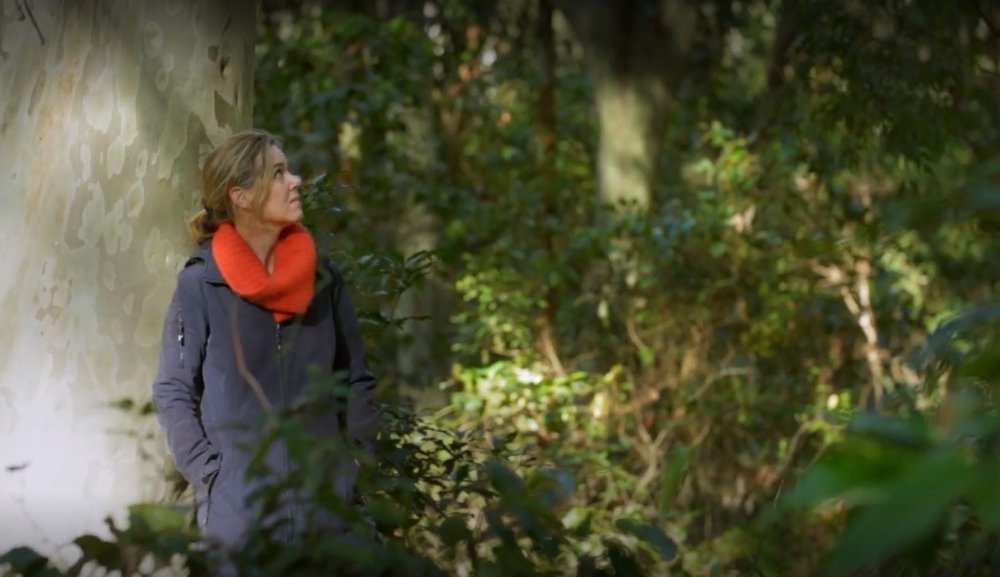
[3,0,998,575]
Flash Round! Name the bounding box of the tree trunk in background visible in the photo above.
[534,0,566,375]
[385,1,452,395]
[557,0,696,212]
[394,203,451,395]
[0,0,255,554]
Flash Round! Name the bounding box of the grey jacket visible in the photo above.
[152,242,376,548]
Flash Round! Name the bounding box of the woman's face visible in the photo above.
[257,146,303,228]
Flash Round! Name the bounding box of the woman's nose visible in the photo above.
[290,173,302,190]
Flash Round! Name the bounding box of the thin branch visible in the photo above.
[625,311,651,356]
[812,259,885,409]
[18,0,45,45]
[854,260,885,408]
[687,367,754,402]
[770,423,811,502]
[538,321,567,377]
[634,429,668,495]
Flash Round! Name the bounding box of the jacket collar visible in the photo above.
[192,242,228,285]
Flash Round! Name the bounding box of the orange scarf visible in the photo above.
[212,222,316,323]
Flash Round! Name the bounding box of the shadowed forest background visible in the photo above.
[2,0,999,575]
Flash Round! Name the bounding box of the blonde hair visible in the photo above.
[187,129,283,243]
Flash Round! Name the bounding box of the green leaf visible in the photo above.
[605,541,644,576]
[107,398,135,412]
[127,503,190,534]
[438,515,470,548]
[366,496,409,529]
[494,542,533,573]
[477,561,503,577]
[73,535,120,568]
[782,438,917,509]
[0,547,48,575]
[658,447,690,516]
[615,519,678,562]
[824,452,971,576]
[484,460,524,497]
[849,412,931,449]
[969,466,1000,530]
[638,346,655,368]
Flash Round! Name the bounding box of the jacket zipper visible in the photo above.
[276,321,295,542]
[177,311,185,366]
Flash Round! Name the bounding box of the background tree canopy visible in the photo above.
[3,0,998,576]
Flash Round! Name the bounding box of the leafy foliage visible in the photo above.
[3,0,999,575]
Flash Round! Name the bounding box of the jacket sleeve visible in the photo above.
[329,263,378,454]
[152,265,220,486]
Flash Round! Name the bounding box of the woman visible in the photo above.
[152,129,377,552]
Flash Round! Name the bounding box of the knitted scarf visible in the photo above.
[212,222,316,323]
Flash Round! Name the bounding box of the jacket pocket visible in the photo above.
[195,453,222,529]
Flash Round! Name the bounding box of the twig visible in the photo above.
[17,0,45,45]
[687,367,754,402]
[634,429,668,494]
[853,260,885,408]
[746,422,814,577]
[770,422,811,503]
[7,471,77,564]
[812,259,885,409]
[625,310,651,356]
[538,321,566,377]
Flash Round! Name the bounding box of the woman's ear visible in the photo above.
[228,186,251,210]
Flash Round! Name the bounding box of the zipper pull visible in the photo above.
[276,322,282,352]
[177,312,185,365]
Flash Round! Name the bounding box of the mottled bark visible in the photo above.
[0,0,255,553]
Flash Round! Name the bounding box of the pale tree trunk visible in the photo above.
[593,75,670,212]
[394,203,451,395]
[0,0,255,554]
[557,0,696,212]
[392,87,451,397]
